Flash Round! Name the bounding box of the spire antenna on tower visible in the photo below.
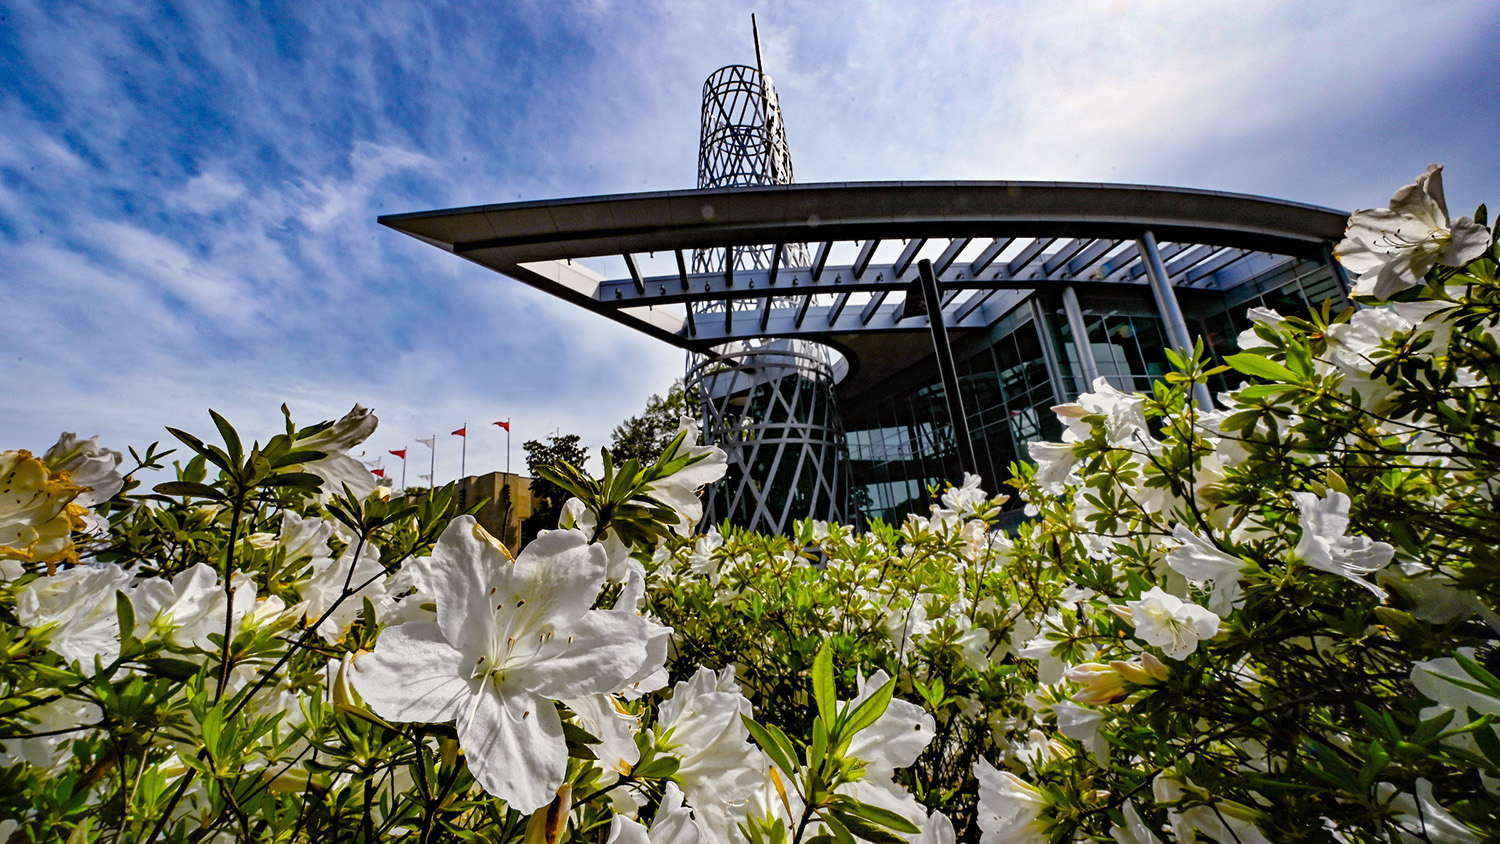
[752,13,764,76]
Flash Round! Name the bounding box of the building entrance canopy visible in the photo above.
[381,180,1346,385]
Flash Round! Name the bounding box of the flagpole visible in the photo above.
[430,435,436,489]
[460,423,467,481]
[506,418,511,476]
[401,454,407,490]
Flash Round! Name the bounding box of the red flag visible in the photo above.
[389,449,407,460]
[452,427,467,437]
[493,421,510,431]
[371,467,386,478]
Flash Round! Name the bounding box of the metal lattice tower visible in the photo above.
[691,341,847,532]
[686,18,848,534]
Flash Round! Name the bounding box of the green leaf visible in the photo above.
[153,481,223,500]
[561,722,602,746]
[114,591,136,645]
[1455,653,1500,697]
[1356,742,1390,789]
[828,810,909,844]
[260,472,326,490]
[1225,352,1300,383]
[839,678,895,752]
[633,755,681,779]
[742,715,799,781]
[208,409,243,463]
[819,812,856,844]
[833,797,922,834]
[1470,717,1500,768]
[809,715,828,774]
[812,640,837,736]
[141,657,203,681]
[272,449,326,468]
[182,453,207,484]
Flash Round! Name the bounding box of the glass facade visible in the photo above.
[842,257,1347,527]
[844,310,1065,526]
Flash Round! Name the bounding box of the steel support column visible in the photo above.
[917,258,978,477]
[1060,285,1100,393]
[1138,230,1213,410]
[1029,295,1069,405]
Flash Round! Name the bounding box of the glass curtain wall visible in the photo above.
[843,258,1347,526]
[845,315,1063,526]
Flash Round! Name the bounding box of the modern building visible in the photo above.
[382,55,1349,533]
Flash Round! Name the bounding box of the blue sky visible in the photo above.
[4,0,1499,483]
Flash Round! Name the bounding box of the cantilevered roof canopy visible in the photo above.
[381,180,1348,379]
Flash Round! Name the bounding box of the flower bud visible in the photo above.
[1065,663,1129,705]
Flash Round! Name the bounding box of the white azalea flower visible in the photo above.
[1380,564,1500,630]
[1053,377,1152,448]
[1109,803,1162,844]
[653,666,764,843]
[606,783,700,844]
[1380,778,1482,844]
[601,561,670,700]
[1335,164,1490,299]
[559,497,634,582]
[940,473,990,518]
[349,517,657,812]
[1410,651,1500,739]
[42,433,124,510]
[974,758,1047,844]
[687,527,725,586]
[277,512,335,563]
[1052,700,1107,762]
[565,693,640,783]
[297,404,379,500]
[1234,307,1285,351]
[1290,491,1394,598]
[0,695,102,776]
[299,538,388,642]
[1016,611,1070,685]
[1169,805,1272,844]
[645,418,728,536]
[1125,587,1219,660]
[838,670,937,830]
[1166,525,1245,617]
[919,811,956,844]
[16,563,134,668]
[1027,441,1077,496]
[131,563,260,651]
[887,591,931,662]
[1065,663,1130,706]
[0,449,82,565]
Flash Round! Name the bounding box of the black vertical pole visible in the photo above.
[917,258,977,478]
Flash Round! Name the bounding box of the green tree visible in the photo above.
[521,432,588,543]
[609,379,700,466]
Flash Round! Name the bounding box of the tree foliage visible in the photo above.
[610,379,700,467]
[521,432,588,543]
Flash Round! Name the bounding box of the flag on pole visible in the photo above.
[371,468,386,478]
[418,437,435,449]
[452,427,467,437]
[496,419,512,476]
[419,473,432,482]
[389,449,407,459]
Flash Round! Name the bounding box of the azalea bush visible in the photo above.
[3,166,1500,843]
